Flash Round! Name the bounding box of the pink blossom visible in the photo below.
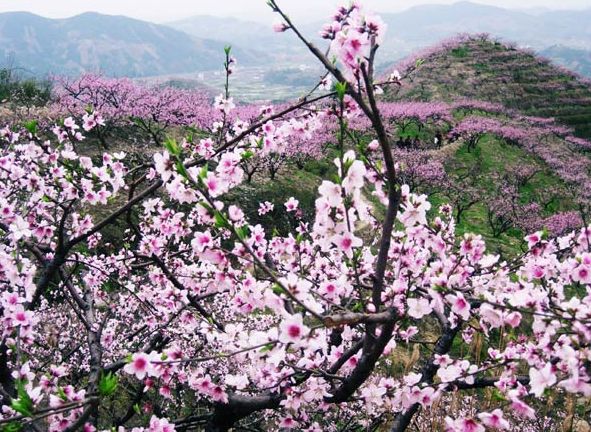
[258,201,274,215]
[318,181,342,207]
[124,353,155,380]
[192,231,213,253]
[148,416,176,432]
[478,409,510,430]
[9,216,32,241]
[278,417,298,429]
[444,417,485,432]
[332,231,362,259]
[285,197,299,212]
[272,21,289,32]
[214,95,235,114]
[154,152,174,182]
[407,298,432,319]
[279,313,309,345]
[510,398,536,419]
[529,363,557,397]
[446,293,471,321]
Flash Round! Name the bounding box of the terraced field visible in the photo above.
[387,36,591,138]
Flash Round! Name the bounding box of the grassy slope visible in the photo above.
[379,36,591,255]
[436,135,571,256]
[390,37,591,139]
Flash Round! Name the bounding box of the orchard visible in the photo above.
[1,2,591,432]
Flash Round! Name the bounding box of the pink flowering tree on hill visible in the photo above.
[1,2,591,432]
[53,74,213,148]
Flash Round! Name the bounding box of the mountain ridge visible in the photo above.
[168,2,591,76]
[1,2,590,84]
[0,11,266,77]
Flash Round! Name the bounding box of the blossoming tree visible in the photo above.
[1,2,591,432]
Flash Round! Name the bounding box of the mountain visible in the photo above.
[380,2,591,49]
[170,16,281,51]
[0,12,265,77]
[167,15,318,64]
[384,35,591,138]
[540,46,591,77]
[1,3,590,85]
[167,2,591,76]
[376,2,591,70]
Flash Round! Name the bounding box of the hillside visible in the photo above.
[375,37,591,254]
[0,12,265,77]
[387,35,591,138]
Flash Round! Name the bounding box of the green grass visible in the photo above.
[432,135,573,256]
[451,46,470,58]
[227,166,322,236]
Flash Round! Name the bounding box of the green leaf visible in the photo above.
[57,386,67,401]
[102,280,117,294]
[241,150,254,160]
[98,372,118,397]
[133,403,141,415]
[541,227,549,240]
[199,201,214,214]
[175,161,189,181]
[224,45,232,56]
[164,137,180,157]
[352,302,364,312]
[199,164,209,180]
[432,284,446,293]
[11,381,34,417]
[335,82,347,102]
[272,284,286,295]
[259,343,275,353]
[415,58,425,68]
[23,120,37,135]
[236,226,250,240]
[214,211,228,229]
[343,158,354,173]
[0,422,22,432]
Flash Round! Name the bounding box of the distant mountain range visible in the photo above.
[540,46,591,77]
[0,2,590,80]
[169,1,591,76]
[0,12,265,77]
[379,2,591,49]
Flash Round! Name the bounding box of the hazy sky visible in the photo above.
[0,0,589,23]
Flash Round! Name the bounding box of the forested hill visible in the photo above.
[385,35,591,138]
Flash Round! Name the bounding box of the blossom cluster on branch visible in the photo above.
[0,2,591,432]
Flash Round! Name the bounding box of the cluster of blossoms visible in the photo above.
[319,2,387,78]
[1,2,591,432]
[2,104,591,430]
